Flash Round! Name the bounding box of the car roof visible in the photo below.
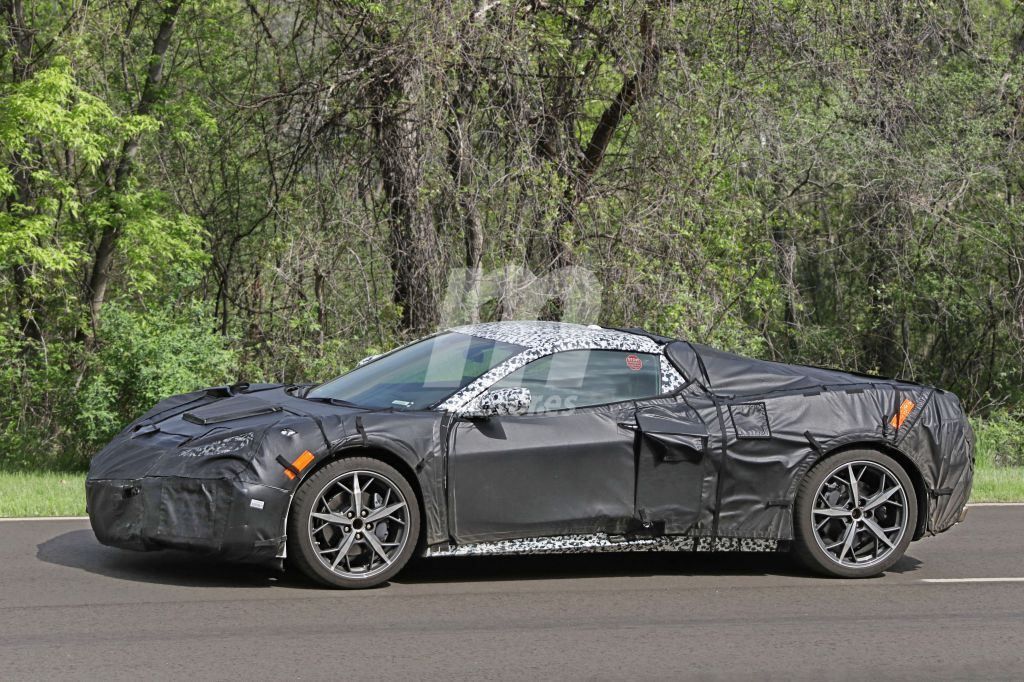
[449,321,665,354]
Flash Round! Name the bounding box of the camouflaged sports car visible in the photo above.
[87,321,973,588]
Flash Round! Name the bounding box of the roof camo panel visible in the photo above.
[450,321,662,353]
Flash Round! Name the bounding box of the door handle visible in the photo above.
[617,422,638,431]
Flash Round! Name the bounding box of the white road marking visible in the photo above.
[0,516,89,522]
[921,578,1024,584]
[966,502,1024,507]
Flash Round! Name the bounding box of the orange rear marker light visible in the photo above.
[890,399,916,429]
[284,450,315,480]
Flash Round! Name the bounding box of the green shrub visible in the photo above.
[972,411,1024,469]
[0,303,238,471]
[73,303,237,460]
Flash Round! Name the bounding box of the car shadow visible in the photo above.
[886,554,924,574]
[394,551,810,585]
[35,529,302,589]
[37,529,924,589]
[396,549,923,585]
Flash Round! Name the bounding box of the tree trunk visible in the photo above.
[83,0,183,340]
[444,4,493,324]
[372,63,440,334]
[3,0,44,346]
[532,7,661,318]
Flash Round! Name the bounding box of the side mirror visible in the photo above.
[459,387,532,419]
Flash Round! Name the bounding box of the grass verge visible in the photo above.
[0,465,1021,518]
[0,471,87,517]
[971,466,1024,503]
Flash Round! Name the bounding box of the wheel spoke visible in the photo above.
[362,530,392,565]
[837,521,859,562]
[329,531,357,570]
[846,464,860,506]
[365,501,407,523]
[825,520,854,550]
[351,473,362,517]
[813,506,851,518]
[863,485,901,511]
[311,511,349,526]
[862,516,897,549]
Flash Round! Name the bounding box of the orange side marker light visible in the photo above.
[284,450,315,480]
[890,399,916,429]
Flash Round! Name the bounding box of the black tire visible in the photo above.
[287,457,420,589]
[793,449,917,578]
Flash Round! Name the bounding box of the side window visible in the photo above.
[491,350,661,413]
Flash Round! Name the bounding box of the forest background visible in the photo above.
[1,1,1022,490]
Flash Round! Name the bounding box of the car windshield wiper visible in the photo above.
[302,395,362,408]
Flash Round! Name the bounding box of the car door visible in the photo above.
[632,399,712,534]
[447,349,662,544]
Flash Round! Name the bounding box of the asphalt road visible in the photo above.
[1,507,1022,681]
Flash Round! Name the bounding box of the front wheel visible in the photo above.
[793,450,917,578]
[287,457,420,588]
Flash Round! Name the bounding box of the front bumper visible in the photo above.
[86,476,290,567]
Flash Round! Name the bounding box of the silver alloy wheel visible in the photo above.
[307,470,411,580]
[811,460,909,569]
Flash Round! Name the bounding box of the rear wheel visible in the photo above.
[793,450,917,578]
[287,457,420,588]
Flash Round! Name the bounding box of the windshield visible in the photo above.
[307,332,525,410]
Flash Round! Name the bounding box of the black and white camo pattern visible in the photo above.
[660,358,686,393]
[461,387,532,418]
[423,533,778,557]
[450,321,664,352]
[439,321,681,411]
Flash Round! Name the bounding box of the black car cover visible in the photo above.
[86,328,973,565]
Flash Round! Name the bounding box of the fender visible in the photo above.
[277,433,433,557]
[790,434,931,540]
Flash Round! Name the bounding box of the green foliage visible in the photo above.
[74,304,237,450]
[973,412,1024,468]
[0,60,135,286]
[85,192,209,293]
[0,304,237,470]
[2,0,1024,473]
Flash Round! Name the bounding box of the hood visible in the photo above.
[87,384,361,482]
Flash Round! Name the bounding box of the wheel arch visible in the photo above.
[814,440,929,541]
[282,443,429,555]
